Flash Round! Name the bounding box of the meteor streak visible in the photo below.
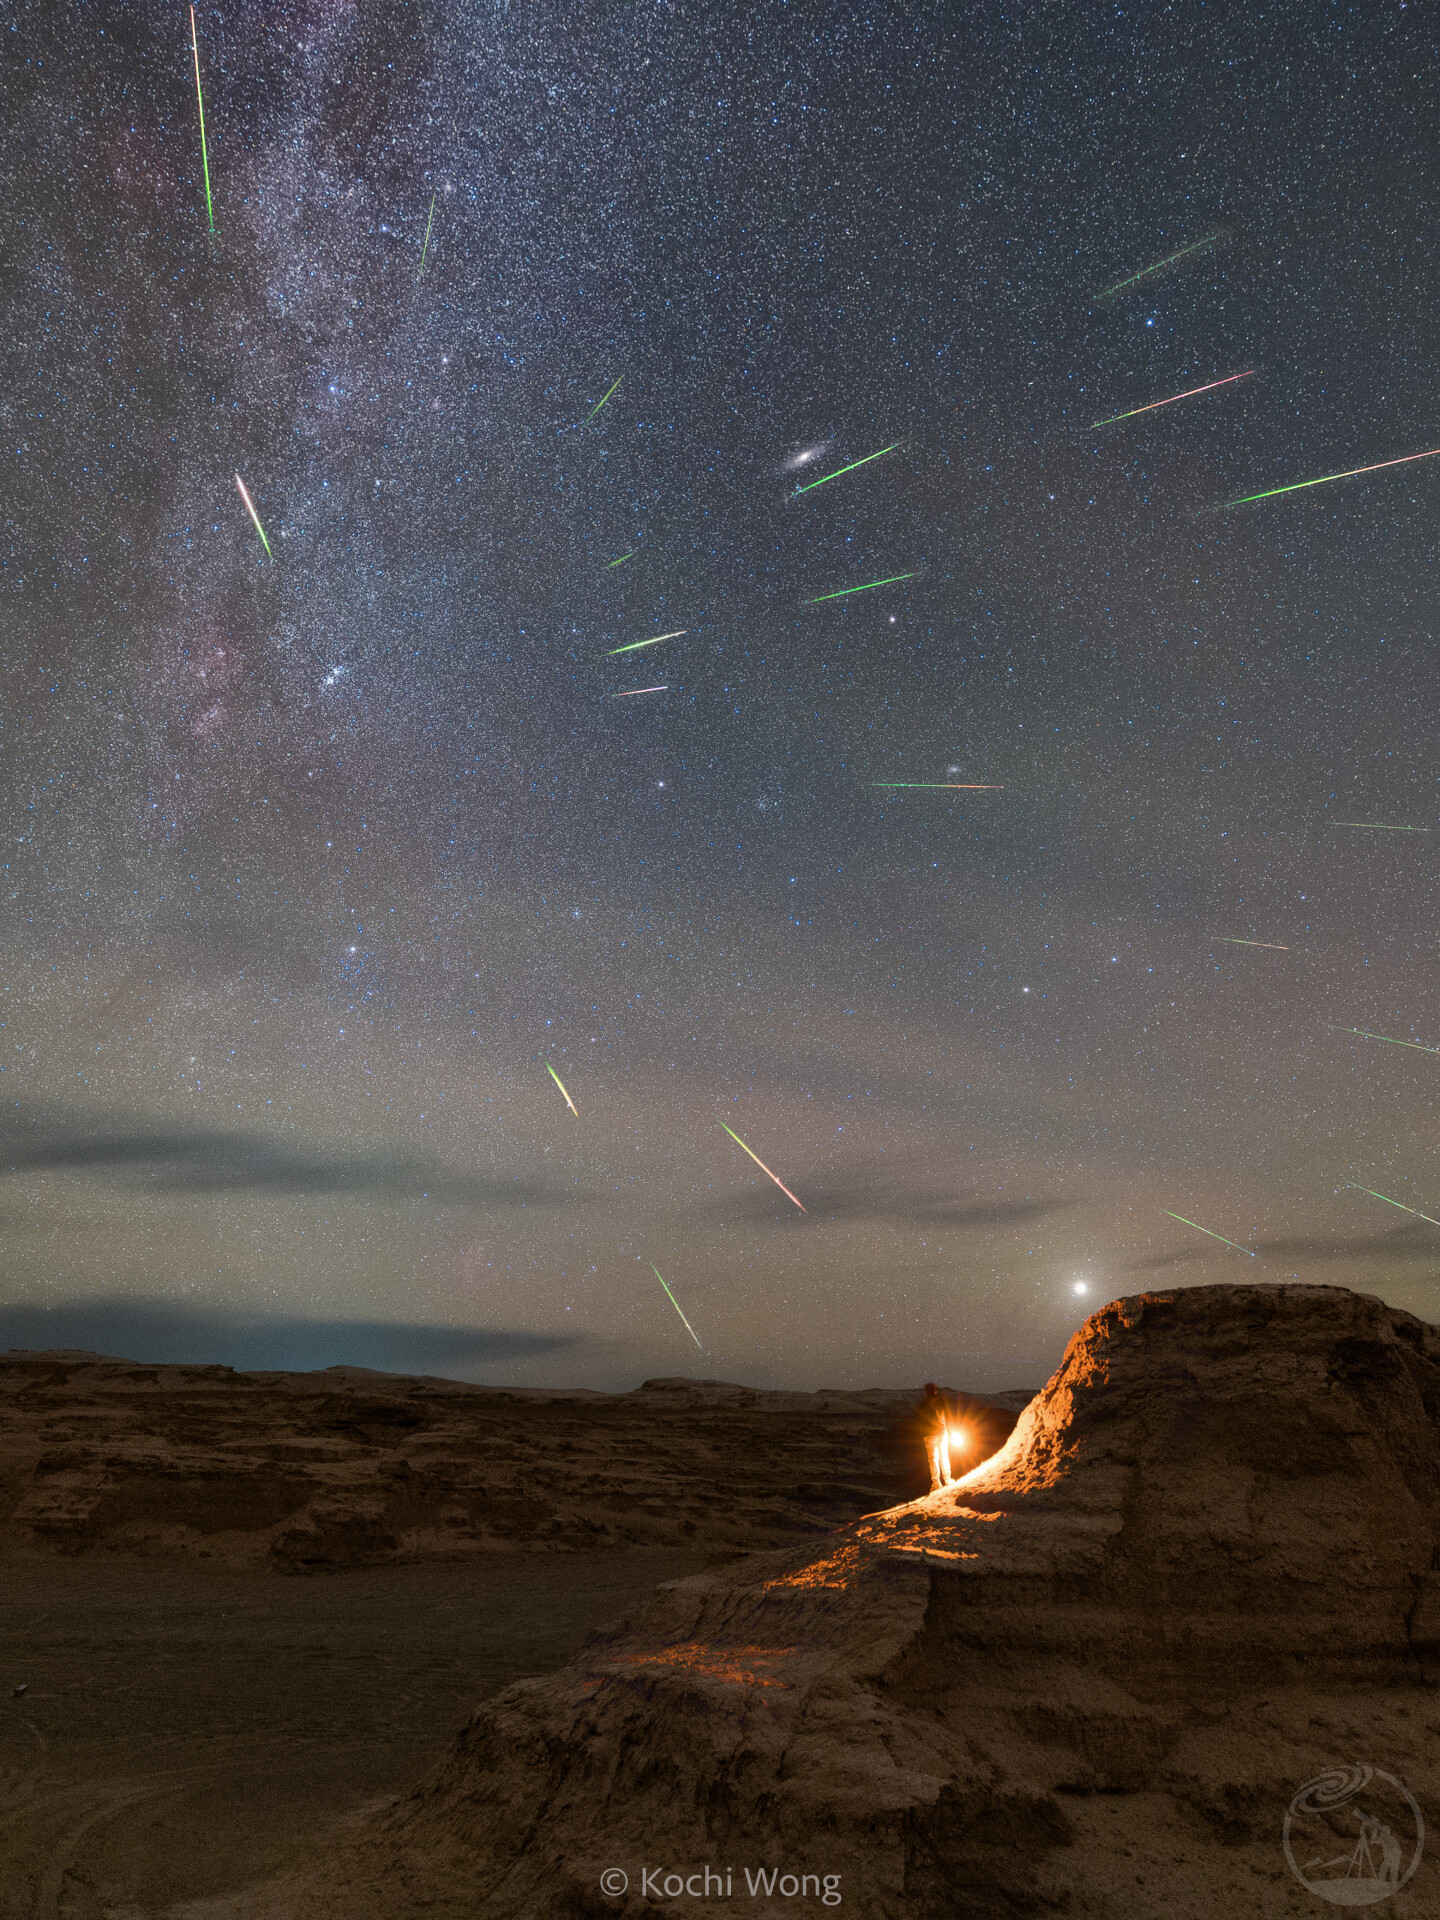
[1162,1210,1256,1258]
[545,1062,578,1115]
[872,782,1003,791]
[1334,821,1430,832]
[792,444,899,496]
[606,552,635,568]
[1213,935,1289,950]
[418,193,436,279]
[1325,1025,1440,1056]
[1095,232,1220,303]
[586,376,623,422]
[190,8,214,233]
[808,572,916,604]
[719,1121,807,1214]
[1091,370,1253,428]
[1215,443,1440,512]
[234,474,272,559]
[616,685,668,697]
[652,1266,703,1350]
[1342,1183,1440,1231]
[606,631,687,655]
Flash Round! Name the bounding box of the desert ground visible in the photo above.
[4,1286,1438,1918]
[0,1357,1024,1916]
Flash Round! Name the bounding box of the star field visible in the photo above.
[1,0,1437,1388]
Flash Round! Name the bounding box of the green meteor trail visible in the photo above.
[605,630,687,655]
[1091,369,1253,429]
[872,782,1003,791]
[586,376,623,422]
[1215,442,1440,512]
[606,552,634,568]
[1325,1025,1440,1056]
[792,444,899,496]
[808,572,916,604]
[1213,935,1289,950]
[545,1062,578,1115]
[234,474,272,560]
[1095,232,1219,303]
[652,1266,703,1350]
[417,193,436,279]
[1334,821,1430,832]
[719,1121,807,1214]
[1342,1184,1440,1231]
[1162,1210,1256,1258]
[190,8,214,233]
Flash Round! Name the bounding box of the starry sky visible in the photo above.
[2,0,1438,1391]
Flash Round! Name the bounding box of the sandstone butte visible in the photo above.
[203,1283,1440,1920]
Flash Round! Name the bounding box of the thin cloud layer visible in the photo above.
[0,1297,581,1377]
[703,1178,1073,1230]
[0,1118,581,1210]
[1126,1224,1440,1273]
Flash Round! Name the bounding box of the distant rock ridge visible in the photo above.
[0,1352,1018,1570]
[216,1283,1440,1919]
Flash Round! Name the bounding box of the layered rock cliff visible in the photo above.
[215,1283,1440,1919]
[0,1355,1024,1569]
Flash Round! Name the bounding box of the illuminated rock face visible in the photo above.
[872,1283,1440,1690]
[220,1286,1440,1920]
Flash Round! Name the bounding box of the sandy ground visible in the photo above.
[0,1548,714,1919]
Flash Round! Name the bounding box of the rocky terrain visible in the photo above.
[192,1283,1440,1920]
[0,1354,1029,1570]
[1,1361,1030,1918]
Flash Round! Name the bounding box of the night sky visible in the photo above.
[3,0,1438,1391]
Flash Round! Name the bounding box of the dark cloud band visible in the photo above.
[0,1297,578,1378]
[0,1118,580,1210]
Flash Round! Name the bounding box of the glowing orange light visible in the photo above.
[610,1643,796,1688]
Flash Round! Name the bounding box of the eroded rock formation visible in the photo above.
[215,1284,1440,1919]
[0,1356,1023,1569]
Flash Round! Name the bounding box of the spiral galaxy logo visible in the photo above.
[1283,1763,1424,1905]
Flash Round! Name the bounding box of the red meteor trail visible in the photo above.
[235,474,272,559]
[1216,442,1440,511]
[1091,369,1253,429]
[719,1121,807,1214]
[616,685,668,697]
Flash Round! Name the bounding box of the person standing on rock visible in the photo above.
[920,1383,956,1492]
